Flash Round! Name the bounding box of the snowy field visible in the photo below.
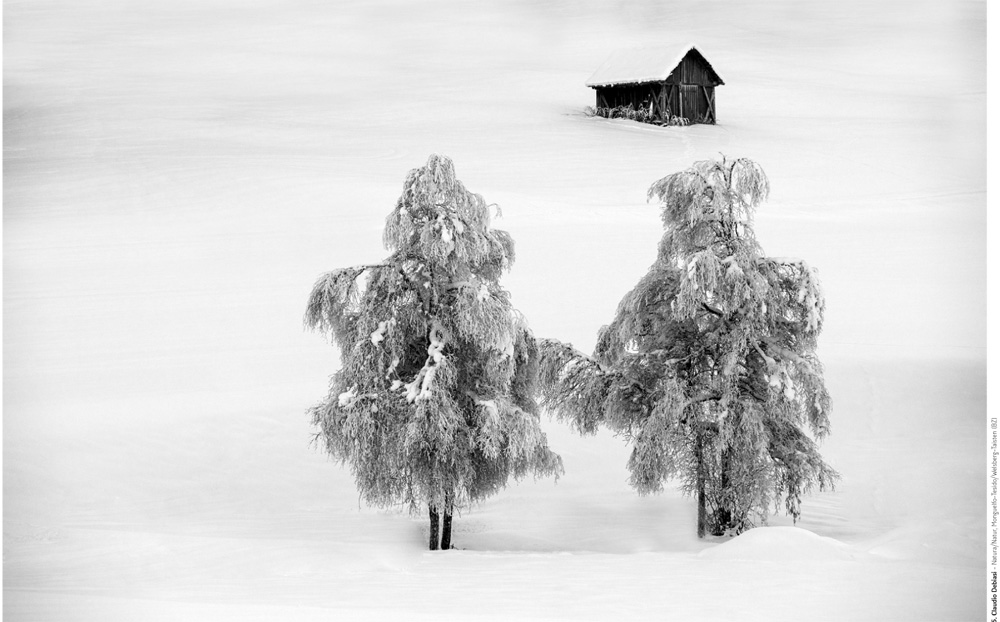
[3,0,986,620]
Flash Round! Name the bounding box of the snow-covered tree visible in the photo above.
[305,154,562,550]
[539,156,837,537]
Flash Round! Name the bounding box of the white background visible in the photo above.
[4,0,986,619]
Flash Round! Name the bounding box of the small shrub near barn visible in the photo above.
[584,104,691,126]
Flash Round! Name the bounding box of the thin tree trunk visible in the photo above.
[440,494,454,550]
[695,431,707,538]
[697,484,708,538]
[429,505,440,551]
[715,447,733,536]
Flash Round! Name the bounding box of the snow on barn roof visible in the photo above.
[585,45,723,87]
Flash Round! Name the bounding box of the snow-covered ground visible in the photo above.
[3,0,986,619]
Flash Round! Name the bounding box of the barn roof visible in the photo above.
[584,45,724,87]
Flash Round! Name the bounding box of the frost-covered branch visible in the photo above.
[537,338,614,435]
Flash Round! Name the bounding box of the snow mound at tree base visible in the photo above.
[698,526,858,562]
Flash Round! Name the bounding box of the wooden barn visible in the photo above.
[585,46,724,124]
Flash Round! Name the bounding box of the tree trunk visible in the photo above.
[697,484,708,538]
[439,492,455,550]
[440,502,453,551]
[713,447,734,536]
[695,432,707,538]
[428,505,440,550]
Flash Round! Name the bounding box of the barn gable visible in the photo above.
[586,46,724,125]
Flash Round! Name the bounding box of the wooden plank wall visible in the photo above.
[665,51,721,87]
